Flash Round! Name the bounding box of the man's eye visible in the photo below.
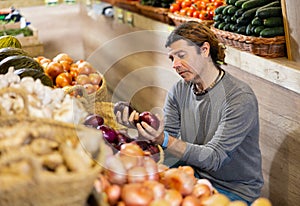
[178,53,185,59]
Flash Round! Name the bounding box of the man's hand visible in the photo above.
[135,114,165,145]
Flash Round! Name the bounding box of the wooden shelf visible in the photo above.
[113,6,300,95]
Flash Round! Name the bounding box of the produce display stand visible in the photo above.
[135,3,171,24]
[168,12,214,27]
[16,24,44,57]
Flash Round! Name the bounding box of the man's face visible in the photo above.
[167,39,205,83]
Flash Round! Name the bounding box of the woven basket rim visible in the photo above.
[168,12,214,25]
[115,0,138,6]
[211,26,285,44]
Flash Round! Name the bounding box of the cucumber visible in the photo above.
[236,16,252,25]
[254,26,265,36]
[256,1,281,13]
[228,0,239,5]
[213,14,223,21]
[241,7,259,19]
[228,6,239,15]
[223,24,232,31]
[218,22,227,30]
[246,24,253,36]
[230,24,239,32]
[242,0,274,10]
[260,26,284,37]
[222,5,234,15]
[263,16,283,27]
[215,5,228,15]
[256,7,283,19]
[213,21,222,29]
[224,15,232,23]
[237,26,247,34]
[251,17,263,26]
[235,0,249,8]
[234,8,245,17]
[231,15,237,22]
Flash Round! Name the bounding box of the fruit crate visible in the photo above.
[17,25,44,57]
[211,26,286,58]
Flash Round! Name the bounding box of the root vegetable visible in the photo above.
[121,183,154,206]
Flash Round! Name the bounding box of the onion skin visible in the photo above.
[149,199,170,206]
[181,195,202,206]
[119,143,145,157]
[143,156,159,181]
[143,180,166,200]
[105,155,127,185]
[121,183,154,206]
[192,183,211,200]
[83,114,104,128]
[137,111,160,130]
[127,166,147,183]
[162,168,195,196]
[105,184,121,206]
[164,189,183,206]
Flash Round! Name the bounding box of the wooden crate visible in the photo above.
[17,25,44,57]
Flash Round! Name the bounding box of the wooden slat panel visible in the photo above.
[223,64,300,206]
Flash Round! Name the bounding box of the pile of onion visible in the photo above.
[94,143,220,206]
[34,53,103,95]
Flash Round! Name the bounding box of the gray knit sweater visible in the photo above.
[163,71,264,202]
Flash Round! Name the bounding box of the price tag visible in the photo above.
[126,11,134,26]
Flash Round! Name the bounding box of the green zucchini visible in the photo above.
[213,14,223,22]
[234,8,245,17]
[230,24,239,32]
[228,0,239,5]
[231,15,237,22]
[256,7,283,19]
[254,26,265,36]
[0,47,29,62]
[237,26,247,34]
[218,22,227,30]
[246,24,254,36]
[236,16,252,25]
[263,16,283,27]
[224,15,233,23]
[241,7,259,19]
[222,5,234,15]
[228,6,239,15]
[0,55,44,74]
[235,0,249,8]
[223,24,232,31]
[213,21,222,29]
[259,26,284,37]
[214,5,228,15]
[251,17,263,26]
[242,0,274,10]
[14,68,53,87]
[256,1,281,13]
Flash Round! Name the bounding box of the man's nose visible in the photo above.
[172,58,181,70]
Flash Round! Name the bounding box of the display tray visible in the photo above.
[211,26,286,58]
[168,12,214,27]
[136,3,171,24]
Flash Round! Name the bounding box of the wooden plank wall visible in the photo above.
[223,64,300,206]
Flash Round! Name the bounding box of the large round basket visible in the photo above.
[0,116,107,206]
[64,73,108,111]
[211,26,286,58]
[136,3,171,24]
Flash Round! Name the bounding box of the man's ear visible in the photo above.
[201,42,210,57]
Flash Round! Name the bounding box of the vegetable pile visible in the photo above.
[213,0,284,37]
[35,53,103,95]
[169,0,225,20]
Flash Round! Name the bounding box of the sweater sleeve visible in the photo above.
[181,92,259,172]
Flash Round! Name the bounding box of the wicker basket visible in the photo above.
[136,3,171,24]
[168,12,214,27]
[0,116,106,206]
[115,0,140,13]
[211,26,286,58]
[86,101,127,131]
[64,74,108,111]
